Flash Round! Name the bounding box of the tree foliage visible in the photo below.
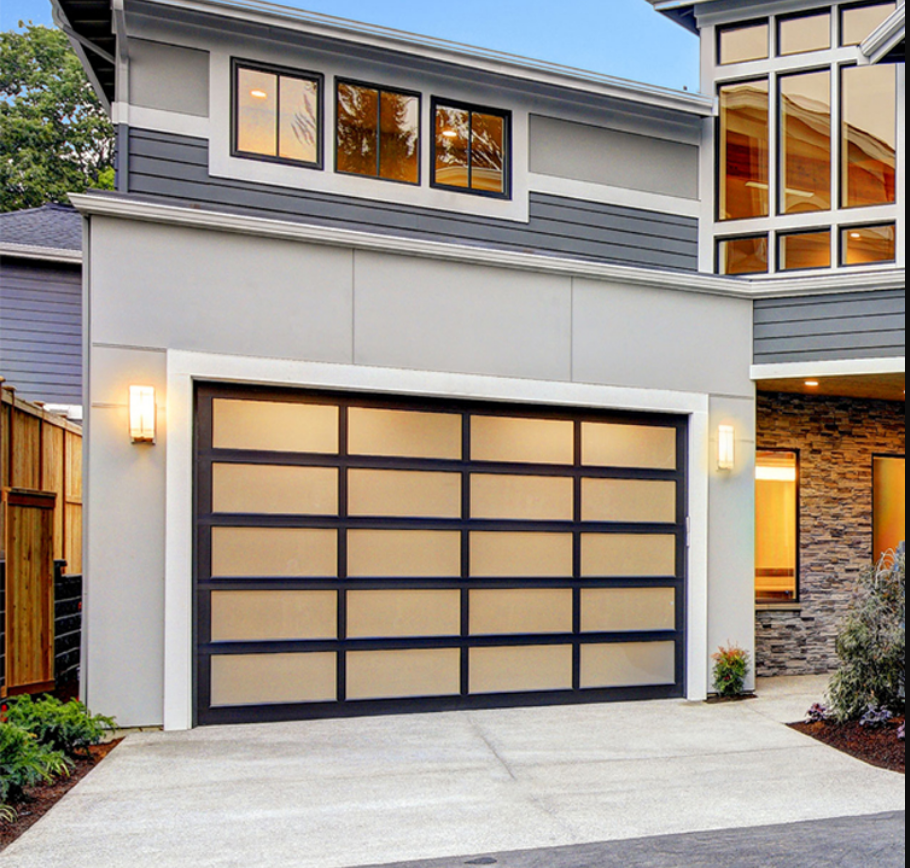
[0,24,115,212]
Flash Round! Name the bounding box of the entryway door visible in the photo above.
[194,384,687,725]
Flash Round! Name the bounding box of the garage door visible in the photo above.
[195,384,687,725]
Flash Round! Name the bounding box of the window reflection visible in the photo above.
[841,65,896,209]
[336,83,419,184]
[779,11,831,55]
[434,103,508,196]
[756,451,799,603]
[780,71,831,214]
[873,456,906,560]
[842,224,896,266]
[779,231,831,271]
[719,80,770,221]
[841,1,897,46]
[718,236,769,275]
[718,21,770,65]
[235,65,320,166]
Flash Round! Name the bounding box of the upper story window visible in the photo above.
[841,1,897,46]
[234,62,322,168]
[336,81,420,185]
[718,20,770,65]
[433,100,511,198]
[778,10,832,56]
[780,69,831,215]
[718,79,770,220]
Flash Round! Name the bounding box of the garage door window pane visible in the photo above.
[470,645,573,694]
[582,479,677,524]
[472,474,574,521]
[471,532,573,578]
[581,642,675,689]
[347,590,461,638]
[582,534,676,578]
[349,470,462,518]
[349,408,462,460]
[582,423,676,469]
[211,591,337,642]
[581,588,676,633]
[348,530,461,577]
[347,649,461,700]
[211,653,336,707]
[211,527,337,578]
[212,399,338,454]
[212,464,338,515]
[472,416,574,465]
[470,589,573,636]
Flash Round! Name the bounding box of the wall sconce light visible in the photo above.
[718,424,735,472]
[130,386,157,444]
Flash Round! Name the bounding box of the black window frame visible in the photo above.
[839,221,898,267]
[716,18,771,66]
[334,78,423,187]
[232,58,325,170]
[715,233,770,276]
[776,8,833,57]
[431,97,512,201]
[755,448,802,606]
[777,227,833,273]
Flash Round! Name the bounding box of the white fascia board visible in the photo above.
[137,0,713,117]
[70,193,907,301]
[751,357,907,382]
[0,243,83,265]
[860,6,906,64]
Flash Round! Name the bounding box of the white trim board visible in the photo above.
[751,357,906,382]
[0,243,83,265]
[163,350,712,730]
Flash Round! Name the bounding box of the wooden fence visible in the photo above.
[0,383,83,697]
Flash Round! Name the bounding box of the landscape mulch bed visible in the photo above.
[791,718,905,774]
[0,739,123,851]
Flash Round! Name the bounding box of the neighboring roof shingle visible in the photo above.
[0,204,82,251]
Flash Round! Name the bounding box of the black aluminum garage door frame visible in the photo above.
[194,383,689,726]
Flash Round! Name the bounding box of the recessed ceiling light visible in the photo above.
[805,381,820,387]
[250,89,269,99]
[850,232,862,239]
[442,130,458,139]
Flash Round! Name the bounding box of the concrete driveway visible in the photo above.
[2,678,905,868]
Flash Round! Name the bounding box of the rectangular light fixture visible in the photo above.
[130,386,157,444]
[718,425,736,471]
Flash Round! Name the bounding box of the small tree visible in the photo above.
[0,23,115,212]
[827,545,906,722]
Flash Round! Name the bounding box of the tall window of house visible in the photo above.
[779,230,832,271]
[719,80,770,220]
[873,456,906,560]
[235,64,321,166]
[718,235,769,275]
[778,11,832,56]
[336,83,420,184]
[756,451,799,603]
[780,71,831,214]
[841,1,897,46]
[841,65,897,209]
[433,101,509,197]
[718,21,770,65]
[841,223,897,265]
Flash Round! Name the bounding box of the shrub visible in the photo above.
[827,546,905,723]
[712,644,750,697]
[0,723,71,804]
[3,695,116,758]
[806,703,831,723]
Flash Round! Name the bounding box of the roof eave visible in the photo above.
[860,5,906,64]
[50,0,116,108]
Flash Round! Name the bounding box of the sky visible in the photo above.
[2,0,700,92]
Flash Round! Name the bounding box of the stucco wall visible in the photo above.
[755,392,906,677]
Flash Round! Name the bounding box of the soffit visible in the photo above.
[757,372,906,402]
[51,0,116,104]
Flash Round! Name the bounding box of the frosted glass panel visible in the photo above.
[211,653,336,706]
[582,534,676,578]
[581,588,676,633]
[212,399,338,454]
[348,530,461,577]
[470,589,573,636]
[211,527,337,578]
[472,416,574,465]
[582,479,676,524]
[582,423,676,469]
[581,642,676,689]
[347,649,461,700]
[349,408,462,459]
[212,464,338,515]
[211,591,337,642]
[472,474,574,521]
[349,470,461,518]
[470,645,573,694]
[347,590,462,638]
[470,532,573,578]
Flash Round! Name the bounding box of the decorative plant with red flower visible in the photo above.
[712,644,751,698]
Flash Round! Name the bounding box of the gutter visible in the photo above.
[0,243,83,265]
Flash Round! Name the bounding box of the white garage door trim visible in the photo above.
[164,350,710,731]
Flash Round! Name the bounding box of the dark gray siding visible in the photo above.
[126,128,699,272]
[754,289,906,365]
[0,258,82,405]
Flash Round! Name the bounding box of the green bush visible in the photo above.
[828,546,906,723]
[0,722,71,804]
[712,645,750,697]
[4,695,115,759]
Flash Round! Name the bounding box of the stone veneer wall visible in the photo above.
[755,392,906,677]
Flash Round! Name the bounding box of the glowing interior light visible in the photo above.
[250,89,269,99]
[850,232,862,239]
[805,380,820,387]
[442,130,458,139]
[756,465,798,482]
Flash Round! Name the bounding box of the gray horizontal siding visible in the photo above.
[0,258,83,404]
[754,289,906,364]
[126,128,699,272]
